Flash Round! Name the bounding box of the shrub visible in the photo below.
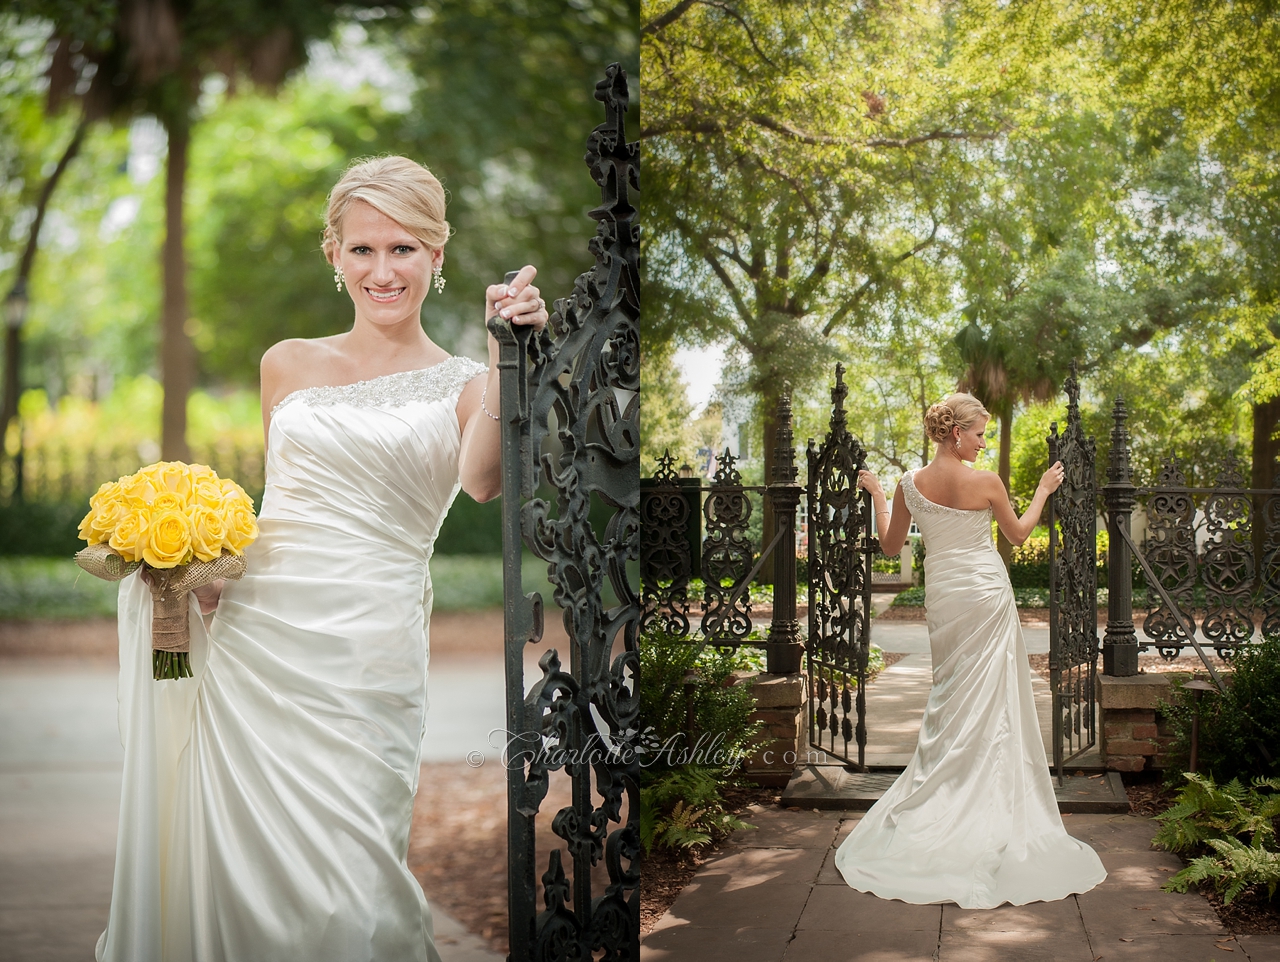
[639,765,754,855]
[1158,634,1280,783]
[639,628,767,854]
[639,628,765,774]
[1155,772,1280,904]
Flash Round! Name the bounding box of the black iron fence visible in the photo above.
[1101,397,1280,678]
[640,393,806,653]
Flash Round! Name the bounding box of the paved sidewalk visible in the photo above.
[641,806,1280,961]
[0,653,507,962]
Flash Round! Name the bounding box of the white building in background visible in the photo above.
[717,368,754,465]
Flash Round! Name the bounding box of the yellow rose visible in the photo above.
[148,462,193,502]
[187,505,228,563]
[222,501,259,556]
[187,463,216,482]
[109,507,150,563]
[78,506,100,544]
[192,478,225,510]
[89,479,123,511]
[151,492,184,513]
[88,498,127,542]
[121,471,160,506]
[142,508,193,568]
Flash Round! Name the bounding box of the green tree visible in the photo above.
[643,0,1021,509]
[12,0,411,459]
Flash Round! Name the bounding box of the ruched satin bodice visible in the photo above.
[96,354,487,962]
[835,468,1105,908]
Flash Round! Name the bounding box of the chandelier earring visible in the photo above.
[334,265,345,293]
[432,264,446,294]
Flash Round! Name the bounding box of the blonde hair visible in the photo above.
[321,156,450,262]
[924,393,990,444]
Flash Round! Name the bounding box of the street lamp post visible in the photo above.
[3,280,27,501]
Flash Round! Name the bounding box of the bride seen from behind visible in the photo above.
[97,156,547,962]
[834,392,1107,909]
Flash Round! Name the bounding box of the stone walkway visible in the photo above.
[641,806,1280,961]
[0,643,516,962]
[644,612,1277,960]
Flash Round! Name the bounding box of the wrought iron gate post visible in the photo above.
[1103,397,1139,676]
[493,63,639,962]
[1048,424,1062,772]
[766,389,803,674]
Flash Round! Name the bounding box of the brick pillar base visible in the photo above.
[725,670,805,788]
[1098,673,1184,772]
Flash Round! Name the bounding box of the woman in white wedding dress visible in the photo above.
[834,393,1106,909]
[96,156,549,962]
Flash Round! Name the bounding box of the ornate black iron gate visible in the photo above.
[806,365,876,770]
[1046,368,1099,781]
[492,64,639,961]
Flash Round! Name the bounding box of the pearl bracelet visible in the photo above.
[480,386,500,421]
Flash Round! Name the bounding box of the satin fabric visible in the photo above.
[834,468,1106,909]
[96,355,487,962]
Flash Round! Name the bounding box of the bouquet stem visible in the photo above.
[153,649,193,680]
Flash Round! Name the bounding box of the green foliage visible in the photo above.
[639,627,765,775]
[1158,635,1280,782]
[639,764,753,855]
[1166,839,1280,905]
[0,555,118,618]
[1155,772,1280,904]
[639,627,766,855]
[1154,773,1280,854]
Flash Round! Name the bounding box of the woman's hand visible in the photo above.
[193,580,224,615]
[485,265,549,334]
[856,469,884,499]
[1038,460,1066,497]
[139,568,224,615]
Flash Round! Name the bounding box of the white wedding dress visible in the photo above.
[834,468,1106,909]
[96,354,488,962]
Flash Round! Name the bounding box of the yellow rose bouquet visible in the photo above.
[74,461,259,680]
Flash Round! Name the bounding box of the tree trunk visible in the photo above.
[2,117,89,485]
[760,403,777,585]
[160,120,192,462]
[996,407,1013,570]
[1250,396,1280,583]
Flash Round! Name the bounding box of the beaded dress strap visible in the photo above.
[271,355,488,418]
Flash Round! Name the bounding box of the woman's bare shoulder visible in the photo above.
[970,468,1007,498]
[262,335,342,374]
[260,336,345,411]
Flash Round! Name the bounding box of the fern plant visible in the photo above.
[1154,772,1280,904]
[639,765,754,855]
[1165,839,1280,904]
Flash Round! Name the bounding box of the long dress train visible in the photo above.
[95,354,488,962]
[834,468,1106,909]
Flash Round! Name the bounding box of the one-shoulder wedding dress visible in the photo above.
[96,354,488,962]
[834,468,1106,909]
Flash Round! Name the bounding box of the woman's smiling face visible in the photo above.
[331,199,442,325]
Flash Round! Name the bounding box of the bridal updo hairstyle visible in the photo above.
[924,393,991,444]
[321,156,451,262]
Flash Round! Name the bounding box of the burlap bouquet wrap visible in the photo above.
[74,542,247,653]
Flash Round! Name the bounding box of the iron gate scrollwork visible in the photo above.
[1047,367,1099,782]
[806,364,875,770]
[491,64,639,961]
[701,451,754,645]
[639,452,691,637]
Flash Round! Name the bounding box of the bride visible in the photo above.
[835,392,1106,909]
[96,156,548,962]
